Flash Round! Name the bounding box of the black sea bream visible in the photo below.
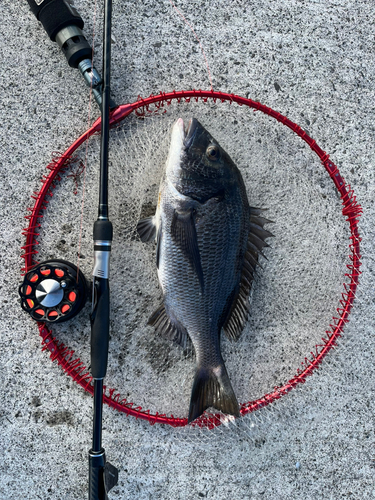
[137,118,273,423]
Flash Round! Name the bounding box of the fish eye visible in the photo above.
[206,145,220,161]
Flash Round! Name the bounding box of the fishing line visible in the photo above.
[19,1,361,431]
[168,0,213,91]
[77,0,98,281]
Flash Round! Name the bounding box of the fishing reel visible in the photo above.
[19,260,89,323]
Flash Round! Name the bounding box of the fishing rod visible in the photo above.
[89,0,119,497]
[22,1,118,498]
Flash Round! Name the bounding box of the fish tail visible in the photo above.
[188,363,240,423]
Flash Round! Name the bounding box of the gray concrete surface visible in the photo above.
[0,1,374,499]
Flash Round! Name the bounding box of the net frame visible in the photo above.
[20,89,362,429]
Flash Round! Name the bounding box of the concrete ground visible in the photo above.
[0,1,374,499]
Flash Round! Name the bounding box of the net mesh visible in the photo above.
[21,92,361,428]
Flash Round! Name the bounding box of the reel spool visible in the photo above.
[19,259,89,323]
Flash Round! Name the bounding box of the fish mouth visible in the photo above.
[183,118,198,148]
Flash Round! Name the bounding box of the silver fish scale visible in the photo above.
[159,180,250,368]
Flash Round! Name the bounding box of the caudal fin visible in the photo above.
[188,364,240,423]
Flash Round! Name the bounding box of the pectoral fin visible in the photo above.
[156,223,162,269]
[171,209,204,291]
[137,216,157,242]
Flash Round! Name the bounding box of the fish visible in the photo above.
[137,118,273,423]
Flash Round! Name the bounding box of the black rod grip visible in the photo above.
[90,279,110,380]
[89,450,118,500]
[26,0,84,41]
[93,220,113,241]
[89,450,106,500]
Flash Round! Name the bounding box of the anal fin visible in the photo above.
[148,302,189,349]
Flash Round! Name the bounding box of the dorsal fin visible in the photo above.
[223,208,273,342]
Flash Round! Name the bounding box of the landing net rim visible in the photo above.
[21,89,362,428]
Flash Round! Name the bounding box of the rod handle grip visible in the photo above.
[26,0,84,41]
[89,450,118,500]
[89,450,106,500]
[90,278,110,380]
